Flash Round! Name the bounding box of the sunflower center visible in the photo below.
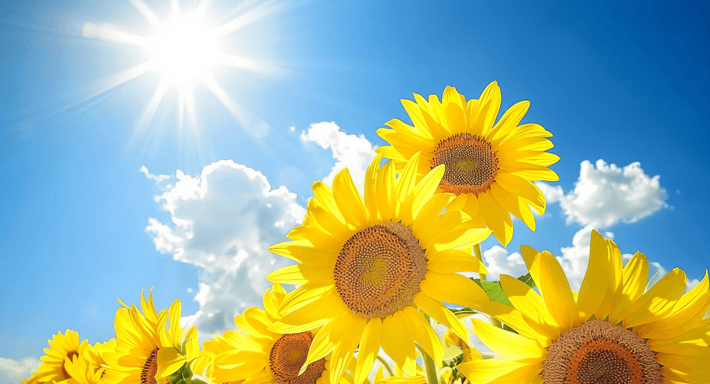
[269,332,326,384]
[542,320,661,384]
[334,221,427,319]
[140,347,159,384]
[430,133,499,196]
[61,351,79,379]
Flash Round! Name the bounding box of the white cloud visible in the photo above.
[0,357,40,384]
[482,226,696,293]
[145,160,305,337]
[140,165,171,183]
[480,246,527,281]
[536,160,668,228]
[300,122,377,195]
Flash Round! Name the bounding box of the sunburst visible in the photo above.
[83,0,283,136]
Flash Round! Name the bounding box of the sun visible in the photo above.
[82,0,283,135]
[148,13,219,83]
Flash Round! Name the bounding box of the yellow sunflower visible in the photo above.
[204,283,353,384]
[457,230,710,383]
[103,289,199,384]
[376,82,559,245]
[267,154,492,384]
[31,330,90,383]
[55,355,104,384]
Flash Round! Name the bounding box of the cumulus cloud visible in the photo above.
[536,160,668,228]
[300,122,377,195]
[0,357,40,384]
[482,226,695,292]
[145,160,305,337]
[480,246,528,282]
[140,165,171,183]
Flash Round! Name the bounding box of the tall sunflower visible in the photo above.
[267,154,492,384]
[103,289,199,384]
[457,230,710,383]
[30,330,90,383]
[204,283,351,384]
[376,82,559,245]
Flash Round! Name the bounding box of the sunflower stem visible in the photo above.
[420,313,439,384]
[473,244,504,329]
[473,244,486,281]
[376,355,395,378]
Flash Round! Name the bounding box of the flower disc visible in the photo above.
[334,221,427,319]
[141,347,159,384]
[543,320,661,384]
[269,332,326,384]
[430,133,499,196]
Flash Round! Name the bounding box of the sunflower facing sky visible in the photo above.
[203,283,352,384]
[376,81,559,246]
[266,153,492,384]
[457,230,710,383]
[103,289,199,384]
[27,330,91,384]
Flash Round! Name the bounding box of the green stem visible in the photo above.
[473,244,504,329]
[419,313,439,384]
[376,355,395,378]
[416,344,439,384]
[473,244,486,281]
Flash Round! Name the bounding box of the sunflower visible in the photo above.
[30,330,90,383]
[267,154,492,384]
[204,284,354,384]
[103,289,199,384]
[204,283,355,384]
[376,82,559,245]
[457,230,710,383]
[55,355,104,384]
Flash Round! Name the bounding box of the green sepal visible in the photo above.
[470,273,536,307]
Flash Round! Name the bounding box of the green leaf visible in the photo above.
[450,307,480,316]
[517,273,536,289]
[470,279,512,307]
[470,273,536,308]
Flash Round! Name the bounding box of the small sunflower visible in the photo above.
[31,330,90,383]
[204,283,348,384]
[267,154,492,384]
[457,230,710,383]
[376,82,559,245]
[55,355,104,384]
[103,289,199,384]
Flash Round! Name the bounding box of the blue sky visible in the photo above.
[1,0,709,379]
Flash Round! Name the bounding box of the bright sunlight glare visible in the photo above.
[82,0,285,138]
[149,15,219,82]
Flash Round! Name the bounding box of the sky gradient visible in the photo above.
[1,1,709,381]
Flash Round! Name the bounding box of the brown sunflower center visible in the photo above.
[430,133,499,196]
[542,320,661,384]
[269,332,326,384]
[61,351,79,379]
[334,221,427,319]
[141,347,159,384]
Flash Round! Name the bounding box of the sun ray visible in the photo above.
[210,0,286,38]
[129,0,164,30]
[61,61,157,114]
[170,0,181,19]
[78,0,286,146]
[201,73,247,125]
[82,23,148,47]
[137,75,173,131]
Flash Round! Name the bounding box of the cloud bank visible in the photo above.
[144,161,305,337]
[300,121,377,194]
[483,225,689,292]
[537,159,668,228]
[0,357,40,384]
